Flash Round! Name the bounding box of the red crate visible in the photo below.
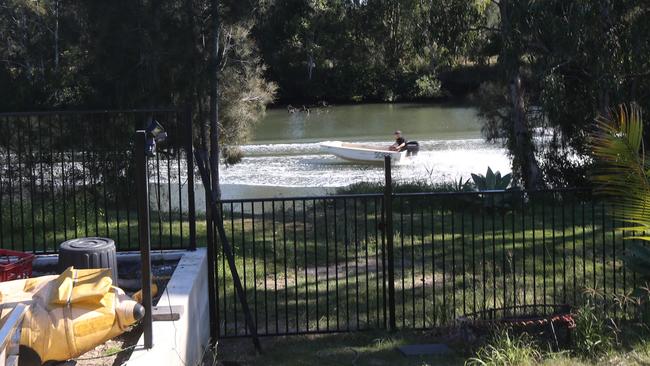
[0,249,35,282]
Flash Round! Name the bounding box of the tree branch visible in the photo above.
[0,59,29,69]
[467,25,499,33]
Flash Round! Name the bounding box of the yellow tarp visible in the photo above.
[0,266,143,364]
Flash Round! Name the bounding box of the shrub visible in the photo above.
[413,74,444,99]
[471,167,512,191]
[466,329,542,366]
[572,303,616,358]
[223,146,244,166]
[452,177,475,192]
[336,180,462,195]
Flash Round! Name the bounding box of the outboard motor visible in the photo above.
[405,141,419,157]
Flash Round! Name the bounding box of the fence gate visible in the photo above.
[214,195,388,337]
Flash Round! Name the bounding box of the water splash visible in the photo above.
[221,138,510,188]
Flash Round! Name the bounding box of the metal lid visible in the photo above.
[60,237,115,250]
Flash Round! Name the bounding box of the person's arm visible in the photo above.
[393,140,406,151]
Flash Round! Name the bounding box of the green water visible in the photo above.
[252,103,482,143]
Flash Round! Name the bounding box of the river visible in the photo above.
[219,103,510,199]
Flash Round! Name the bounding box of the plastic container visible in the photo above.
[0,249,35,282]
[58,237,119,285]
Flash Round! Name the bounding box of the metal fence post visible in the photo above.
[184,106,197,251]
[384,155,396,330]
[135,130,153,349]
[197,150,219,342]
[196,152,260,351]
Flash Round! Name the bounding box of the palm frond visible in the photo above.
[591,103,650,239]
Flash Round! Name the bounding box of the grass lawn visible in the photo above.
[214,329,650,366]
[1,190,641,339]
[215,331,465,366]
[3,189,650,365]
[214,192,638,337]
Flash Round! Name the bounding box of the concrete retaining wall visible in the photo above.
[126,248,210,366]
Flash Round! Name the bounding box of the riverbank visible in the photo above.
[265,98,478,116]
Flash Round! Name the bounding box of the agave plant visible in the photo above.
[590,103,650,278]
[451,177,474,192]
[471,167,512,191]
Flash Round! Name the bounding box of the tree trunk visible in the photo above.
[510,75,543,190]
[597,1,612,115]
[209,0,221,199]
[20,9,32,80]
[54,0,59,71]
[184,0,200,112]
[499,0,543,189]
[53,0,59,71]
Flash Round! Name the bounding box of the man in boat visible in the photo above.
[390,130,406,151]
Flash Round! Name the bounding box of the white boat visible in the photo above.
[320,141,407,163]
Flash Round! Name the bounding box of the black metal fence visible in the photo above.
[0,109,637,341]
[0,109,196,253]
[214,188,636,337]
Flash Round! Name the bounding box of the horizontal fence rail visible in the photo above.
[215,188,637,338]
[0,109,195,253]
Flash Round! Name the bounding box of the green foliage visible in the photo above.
[338,177,486,196]
[337,180,461,195]
[471,167,512,191]
[4,0,650,180]
[589,104,650,327]
[477,2,650,188]
[623,242,650,279]
[253,0,490,102]
[217,23,277,147]
[466,329,542,366]
[414,74,444,99]
[338,179,478,211]
[223,146,244,166]
[0,0,276,157]
[572,304,616,358]
[452,177,475,192]
[591,104,650,237]
[589,104,650,281]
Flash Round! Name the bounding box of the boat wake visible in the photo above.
[221,138,510,188]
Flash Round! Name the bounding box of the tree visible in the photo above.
[254,0,450,102]
[475,0,543,189]
[479,1,650,188]
[0,0,276,165]
[210,0,221,198]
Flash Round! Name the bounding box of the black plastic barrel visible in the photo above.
[58,237,119,285]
